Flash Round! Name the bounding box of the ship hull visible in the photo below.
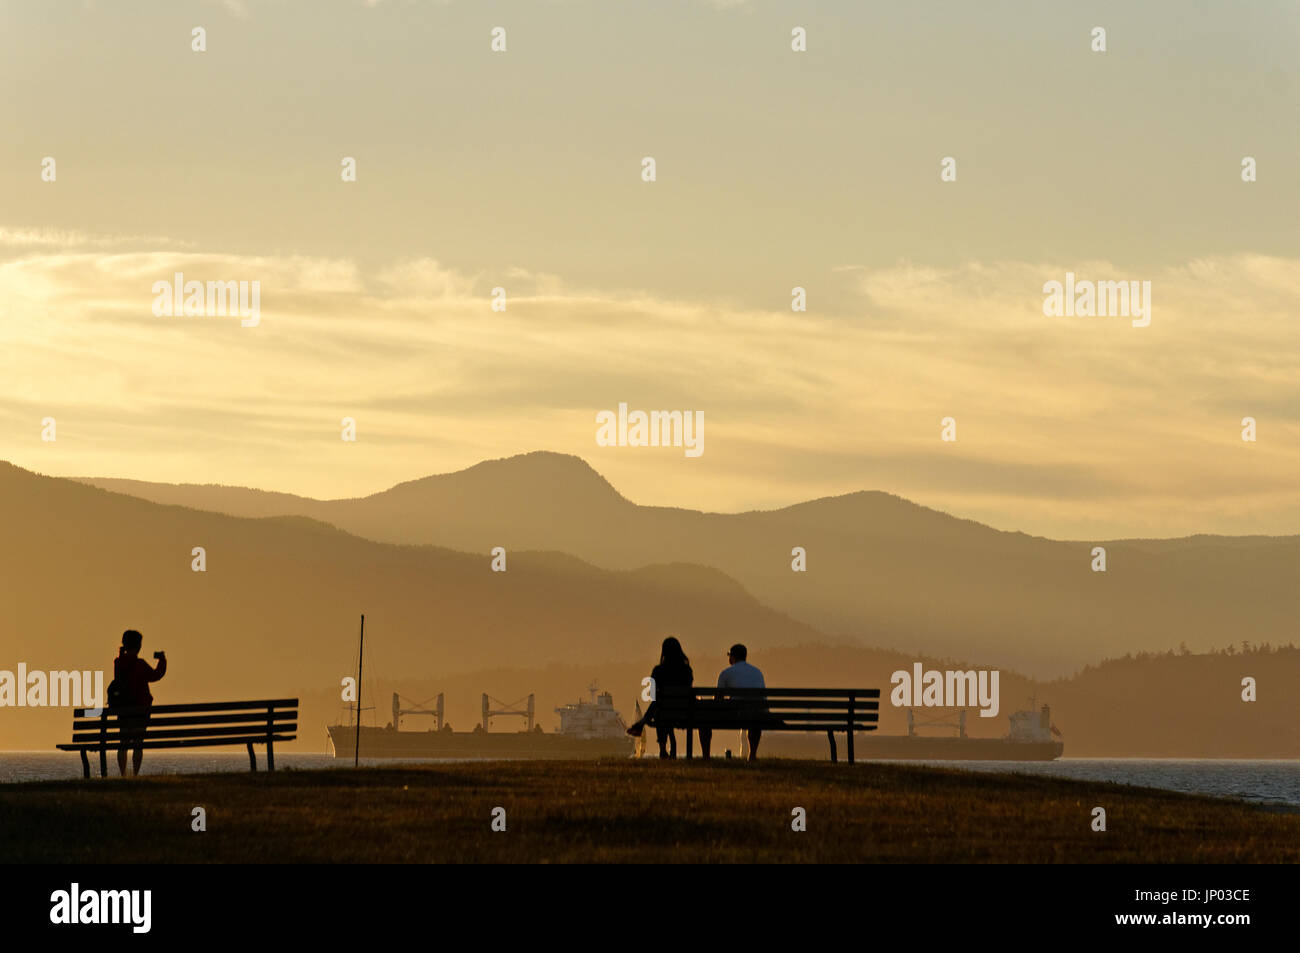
[327,725,633,760]
[853,736,1064,761]
[755,732,1064,761]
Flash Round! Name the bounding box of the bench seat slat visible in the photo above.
[58,734,296,752]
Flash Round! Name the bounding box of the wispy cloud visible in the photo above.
[2,236,1299,539]
[0,227,196,250]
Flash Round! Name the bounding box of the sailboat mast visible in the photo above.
[354,613,365,767]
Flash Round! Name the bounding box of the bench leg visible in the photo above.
[247,742,257,772]
[826,730,837,762]
[79,751,90,779]
[686,727,693,759]
[266,740,275,772]
[99,746,108,778]
[847,729,855,764]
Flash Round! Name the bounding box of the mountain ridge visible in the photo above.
[45,451,1300,677]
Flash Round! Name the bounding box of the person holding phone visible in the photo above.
[112,629,167,776]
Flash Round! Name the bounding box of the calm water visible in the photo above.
[3,752,1298,808]
[891,758,1300,810]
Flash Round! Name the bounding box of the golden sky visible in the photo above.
[3,0,1300,539]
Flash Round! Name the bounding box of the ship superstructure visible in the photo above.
[555,683,629,740]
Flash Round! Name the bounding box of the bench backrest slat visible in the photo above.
[60,735,298,753]
[657,688,881,699]
[650,698,878,710]
[72,698,297,717]
[650,687,880,731]
[71,723,298,743]
[71,710,297,730]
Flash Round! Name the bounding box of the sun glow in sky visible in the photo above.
[3,0,1300,539]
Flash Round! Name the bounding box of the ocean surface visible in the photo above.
[896,758,1300,810]
[3,752,1298,808]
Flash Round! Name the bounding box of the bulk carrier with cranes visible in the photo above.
[326,616,633,760]
[326,683,635,760]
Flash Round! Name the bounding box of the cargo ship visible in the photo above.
[756,700,1065,761]
[326,684,635,760]
[853,701,1064,760]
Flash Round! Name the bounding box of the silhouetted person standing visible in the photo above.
[113,630,166,777]
[626,636,694,758]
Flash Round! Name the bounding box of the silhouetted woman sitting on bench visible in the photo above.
[626,636,693,758]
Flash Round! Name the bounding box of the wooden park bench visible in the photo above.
[650,687,879,763]
[56,698,298,778]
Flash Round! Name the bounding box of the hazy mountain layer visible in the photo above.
[80,451,1300,677]
[0,462,818,750]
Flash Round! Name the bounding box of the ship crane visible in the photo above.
[482,693,535,733]
[906,707,969,738]
[392,692,444,731]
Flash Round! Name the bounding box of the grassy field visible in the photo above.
[1,759,1295,863]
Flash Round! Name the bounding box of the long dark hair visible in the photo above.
[659,636,690,673]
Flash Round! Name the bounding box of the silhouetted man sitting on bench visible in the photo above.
[112,630,166,776]
[699,643,766,761]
